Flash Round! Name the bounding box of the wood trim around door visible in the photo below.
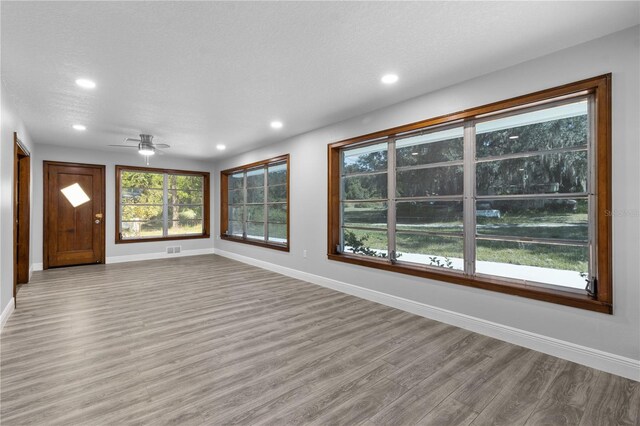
[43,161,106,270]
[13,133,31,306]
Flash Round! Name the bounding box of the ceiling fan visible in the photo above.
[108,134,170,165]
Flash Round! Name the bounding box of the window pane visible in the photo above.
[121,220,163,239]
[268,223,287,243]
[246,222,265,240]
[268,163,287,185]
[121,205,163,222]
[169,174,203,191]
[396,234,464,271]
[342,174,387,200]
[246,205,265,222]
[476,151,587,196]
[342,228,388,258]
[247,187,264,203]
[228,221,244,237]
[476,198,588,241]
[168,220,203,235]
[228,189,244,204]
[168,188,203,205]
[342,142,388,175]
[396,166,463,197]
[168,206,202,221]
[267,204,287,223]
[268,185,287,202]
[396,201,463,233]
[121,171,163,189]
[476,100,588,158]
[229,172,244,190]
[229,206,244,222]
[342,202,387,229]
[476,239,588,290]
[121,188,163,204]
[246,167,265,188]
[396,127,463,167]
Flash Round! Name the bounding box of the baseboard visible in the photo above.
[33,262,43,272]
[31,248,215,271]
[213,248,640,382]
[107,247,215,264]
[1,298,15,332]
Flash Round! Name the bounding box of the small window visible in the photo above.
[116,166,210,243]
[220,155,289,251]
[328,75,612,313]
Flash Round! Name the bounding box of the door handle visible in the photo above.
[95,219,101,224]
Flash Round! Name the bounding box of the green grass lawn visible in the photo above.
[344,208,589,273]
[122,223,203,238]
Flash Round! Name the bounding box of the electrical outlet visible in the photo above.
[303,249,307,258]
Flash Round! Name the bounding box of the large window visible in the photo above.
[328,75,612,313]
[116,166,210,243]
[220,155,289,251]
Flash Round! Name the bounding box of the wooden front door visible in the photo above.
[44,162,105,269]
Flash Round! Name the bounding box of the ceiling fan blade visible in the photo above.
[124,137,141,143]
[108,145,139,148]
[154,143,170,148]
[155,148,166,155]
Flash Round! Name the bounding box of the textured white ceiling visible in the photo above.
[2,1,638,159]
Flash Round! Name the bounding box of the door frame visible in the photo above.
[43,161,106,270]
[13,133,31,306]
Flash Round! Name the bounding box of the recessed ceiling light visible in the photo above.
[75,78,96,89]
[216,144,226,151]
[509,135,519,140]
[72,124,86,131]
[270,121,283,129]
[381,74,399,84]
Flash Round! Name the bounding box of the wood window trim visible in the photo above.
[13,133,31,306]
[327,74,612,314]
[115,165,211,244]
[220,154,290,252]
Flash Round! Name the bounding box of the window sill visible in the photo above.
[220,234,290,252]
[116,234,210,244]
[327,253,612,314]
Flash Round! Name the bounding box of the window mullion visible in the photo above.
[162,173,169,237]
[264,165,268,242]
[463,123,476,276]
[587,95,597,286]
[387,138,396,262]
[242,171,248,239]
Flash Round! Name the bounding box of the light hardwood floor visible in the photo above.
[1,255,638,425]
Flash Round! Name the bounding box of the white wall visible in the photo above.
[31,144,214,268]
[213,26,640,364]
[1,81,35,315]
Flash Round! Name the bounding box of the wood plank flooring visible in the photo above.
[1,254,638,425]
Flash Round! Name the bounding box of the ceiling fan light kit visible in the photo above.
[108,133,169,165]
